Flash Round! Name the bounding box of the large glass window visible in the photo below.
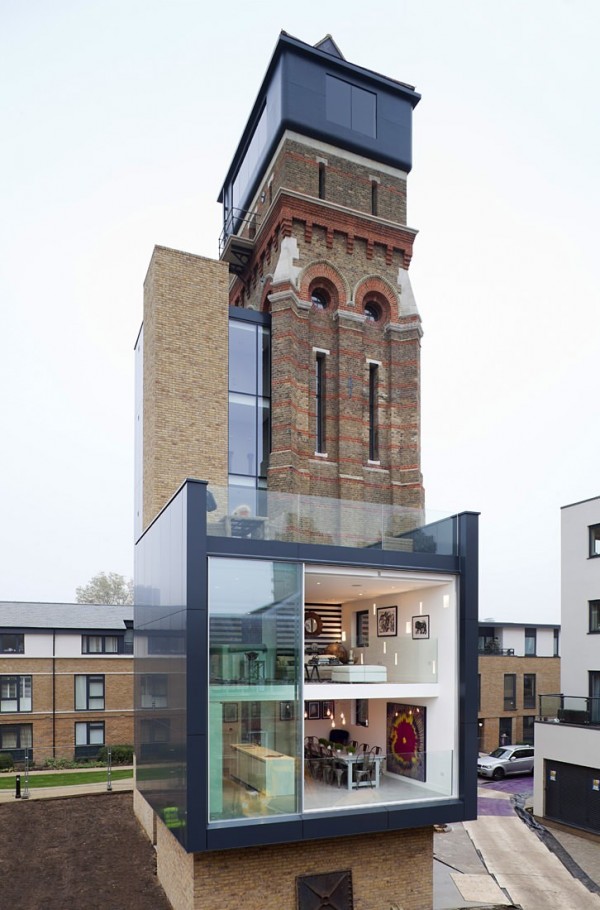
[228,320,270,494]
[326,75,376,138]
[208,557,302,824]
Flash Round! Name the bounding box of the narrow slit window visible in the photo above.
[371,180,378,216]
[315,352,326,454]
[318,163,326,200]
[368,363,379,461]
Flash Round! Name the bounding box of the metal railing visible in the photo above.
[538,693,600,726]
[218,208,260,256]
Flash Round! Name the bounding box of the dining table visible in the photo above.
[332,750,385,790]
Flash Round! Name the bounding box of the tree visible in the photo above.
[75,571,133,605]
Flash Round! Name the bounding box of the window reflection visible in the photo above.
[208,558,301,823]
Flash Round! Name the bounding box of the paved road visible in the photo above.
[435,776,600,909]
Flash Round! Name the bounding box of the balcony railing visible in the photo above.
[478,645,515,656]
[218,207,260,257]
[538,694,600,726]
[206,485,458,557]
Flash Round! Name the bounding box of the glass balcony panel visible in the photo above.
[207,485,457,556]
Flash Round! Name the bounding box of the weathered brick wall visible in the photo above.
[478,655,561,753]
[142,246,230,529]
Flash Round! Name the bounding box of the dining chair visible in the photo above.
[358,743,370,753]
[369,745,382,756]
[354,754,375,788]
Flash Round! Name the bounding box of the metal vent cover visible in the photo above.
[296,870,353,910]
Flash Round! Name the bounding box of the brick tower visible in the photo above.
[219,33,424,512]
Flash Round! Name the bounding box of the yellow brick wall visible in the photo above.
[142,245,230,529]
[135,790,432,910]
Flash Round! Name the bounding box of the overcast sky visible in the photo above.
[1,0,598,622]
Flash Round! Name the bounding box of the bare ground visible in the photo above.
[0,792,172,910]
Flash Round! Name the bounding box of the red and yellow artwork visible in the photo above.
[386,703,426,781]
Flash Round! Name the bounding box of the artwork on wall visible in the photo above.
[321,700,335,720]
[386,703,426,781]
[222,703,238,723]
[279,701,294,721]
[376,605,397,637]
[412,615,430,640]
[306,701,321,720]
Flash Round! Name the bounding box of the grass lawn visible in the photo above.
[0,768,133,789]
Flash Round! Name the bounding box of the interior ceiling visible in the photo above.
[304,567,448,605]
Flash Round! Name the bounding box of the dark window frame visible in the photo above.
[315,352,327,454]
[318,162,326,200]
[368,362,379,462]
[590,524,600,558]
[140,674,168,709]
[371,180,378,216]
[356,610,369,648]
[75,720,105,746]
[81,634,124,655]
[589,600,600,633]
[74,674,105,711]
[503,673,517,710]
[0,675,32,713]
[0,634,24,654]
[0,722,32,755]
[523,673,536,709]
[524,627,537,656]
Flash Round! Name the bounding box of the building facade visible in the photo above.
[134,33,479,910]
[533,496,600,835]
[0,602,133,764]
[477,622,560,754]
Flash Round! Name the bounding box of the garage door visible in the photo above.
[545,760,600,834]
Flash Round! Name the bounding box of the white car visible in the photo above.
[477,745,535,780]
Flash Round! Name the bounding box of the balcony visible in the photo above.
[538,694,600,726]
[207,485,458,557]
[218,208,260,275]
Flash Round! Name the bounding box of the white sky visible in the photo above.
[1,0,598,622]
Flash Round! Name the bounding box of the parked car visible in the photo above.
[477,745,535,779]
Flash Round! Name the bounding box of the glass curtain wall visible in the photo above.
[208,557,302,823]
[228,320,270,515]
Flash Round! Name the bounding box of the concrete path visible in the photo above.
[464,815,600,909]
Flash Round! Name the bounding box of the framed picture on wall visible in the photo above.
[222,703,238,723]
[307,701,321,720]
[412,615,430,640]
[279,701,294,721]
[321,700,334,720]
[376,605,397,637]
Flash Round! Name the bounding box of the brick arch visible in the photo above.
[298,260,349,309]
[260,275,274,312]
[353,275,400,323]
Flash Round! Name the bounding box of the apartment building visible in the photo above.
[534,496,600,835]
[133,32,479,910]
[0,602,133,763]
[477,622,560,754]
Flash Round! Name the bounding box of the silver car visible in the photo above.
[477,745,535,780]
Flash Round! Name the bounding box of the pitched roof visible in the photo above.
[0,602,133,630]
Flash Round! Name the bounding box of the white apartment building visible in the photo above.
[533,495,600,834]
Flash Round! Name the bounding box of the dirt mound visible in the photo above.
[0,792,171,910]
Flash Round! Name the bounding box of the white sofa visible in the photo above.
[331,665,387,683]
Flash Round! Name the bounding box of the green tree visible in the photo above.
[75,571,133,605]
